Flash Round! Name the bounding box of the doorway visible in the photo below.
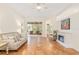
[27,22,42,35]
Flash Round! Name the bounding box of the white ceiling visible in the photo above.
[6,3,72,19]
[0,3,77,19]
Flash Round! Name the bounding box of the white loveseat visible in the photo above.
[0,32,27,50]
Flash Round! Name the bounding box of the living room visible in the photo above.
[0,3,79,55]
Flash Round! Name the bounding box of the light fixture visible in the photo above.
[36,3,42,10]
[35,3,48,11]
[36,6,42,10]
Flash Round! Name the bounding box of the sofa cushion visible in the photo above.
[13,36,19,42]
[2,35,8,40]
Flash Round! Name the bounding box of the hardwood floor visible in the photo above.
[0,35,79,55]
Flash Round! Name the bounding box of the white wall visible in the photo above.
[56,7,79,51]
[69,13,79,51]
[0,5,24,34]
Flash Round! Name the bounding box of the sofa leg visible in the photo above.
[6,47,8,55]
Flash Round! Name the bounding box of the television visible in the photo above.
[61,18,70,30]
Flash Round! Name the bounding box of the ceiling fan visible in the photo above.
[33,3,48,11]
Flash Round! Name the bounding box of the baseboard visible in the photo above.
[57,40,70,48]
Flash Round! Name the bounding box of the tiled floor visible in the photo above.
[0,35,79,55]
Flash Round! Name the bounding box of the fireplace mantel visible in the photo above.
[58,30,72,34]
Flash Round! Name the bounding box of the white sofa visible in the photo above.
[0,32,27,50]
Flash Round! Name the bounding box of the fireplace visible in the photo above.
[58,35,64,43]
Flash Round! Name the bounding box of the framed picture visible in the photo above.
[61,18,70,30]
